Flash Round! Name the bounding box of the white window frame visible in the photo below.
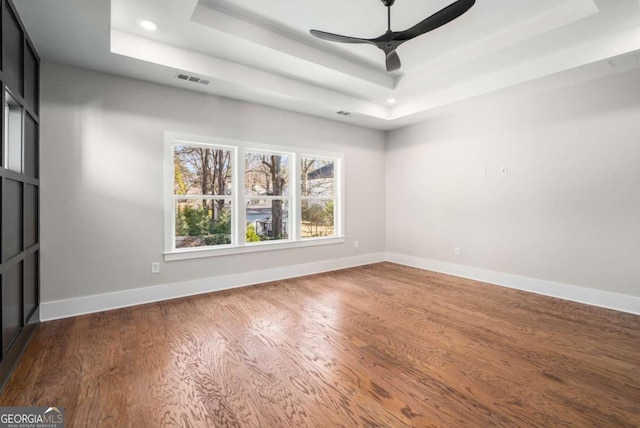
[300,155,340,241]
[164,132,345,261]
[244,147,294,244]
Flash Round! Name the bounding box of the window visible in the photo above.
[3,91,23,173]
[301,158,336,238]
[245,151,291,242]
[164,133,344,260]
[172,143,233,249]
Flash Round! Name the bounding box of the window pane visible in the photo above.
[175,199,231,248]
[245,152,290,196]
[173,145,232,196]
[301,200,335,238]
[4,92,23,173]
[246,199,289,242]
[301,159,334,197]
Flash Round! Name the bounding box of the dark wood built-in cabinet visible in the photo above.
[0,0,40,389]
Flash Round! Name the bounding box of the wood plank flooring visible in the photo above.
[1,262,639,427]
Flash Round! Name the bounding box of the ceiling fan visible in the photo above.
[310,0,476,72]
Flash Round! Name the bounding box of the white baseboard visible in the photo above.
[40,251,640,321]
[40,252,386,321]
[386,252,640,316]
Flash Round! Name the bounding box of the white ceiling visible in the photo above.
[15,0,640,130]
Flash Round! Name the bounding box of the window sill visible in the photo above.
[164,236,346,261]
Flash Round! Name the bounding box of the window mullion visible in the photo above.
[300,196,335,201]
[172,195,232,200]
[236,147,246,246]
[336,157,344,236]
[292,153,300,241]
[165,141,176,252]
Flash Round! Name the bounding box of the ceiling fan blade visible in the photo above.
[310,29,375,45]
[396,0,475,42]
[386,50,401,72]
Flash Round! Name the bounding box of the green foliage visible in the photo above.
[211,207,231,234]
[204,234,231,245]
[176,204,232,247]
[301,201,334,237]
[181,205,210,237]
[324,200,334,219]
[303,204,327,225]
[246,224,261,242]
[175,208,189,237]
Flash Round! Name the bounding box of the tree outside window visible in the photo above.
[245,152,290,242]
[166,134,343,257]
[301,158,335,238]
[173,144,233,248]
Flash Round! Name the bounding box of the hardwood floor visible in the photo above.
[1,262,639,427]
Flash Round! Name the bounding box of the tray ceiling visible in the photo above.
[15,0,640,130]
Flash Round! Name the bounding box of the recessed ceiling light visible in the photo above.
[386,98,397,105]
[139,19,158,31]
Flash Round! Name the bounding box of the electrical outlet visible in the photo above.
[454,247,461,256]
[354,240,359,249]
[479,168,486,177]
[151,262,160,274]
[500,166,508,176]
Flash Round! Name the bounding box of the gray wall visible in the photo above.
[386,68,640,297]
[40,63,386,302]
[41,61,640,304]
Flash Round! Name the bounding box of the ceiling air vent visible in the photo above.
[336,111,351,116]
[175,73,210,85]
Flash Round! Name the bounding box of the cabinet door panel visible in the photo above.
[2,262,23,353]
[23,252,38,322]
[25,44,38,112]
[24,184,37,249]
[2,6,24,94]
[3,179,23,261]
[24,113,38,179]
